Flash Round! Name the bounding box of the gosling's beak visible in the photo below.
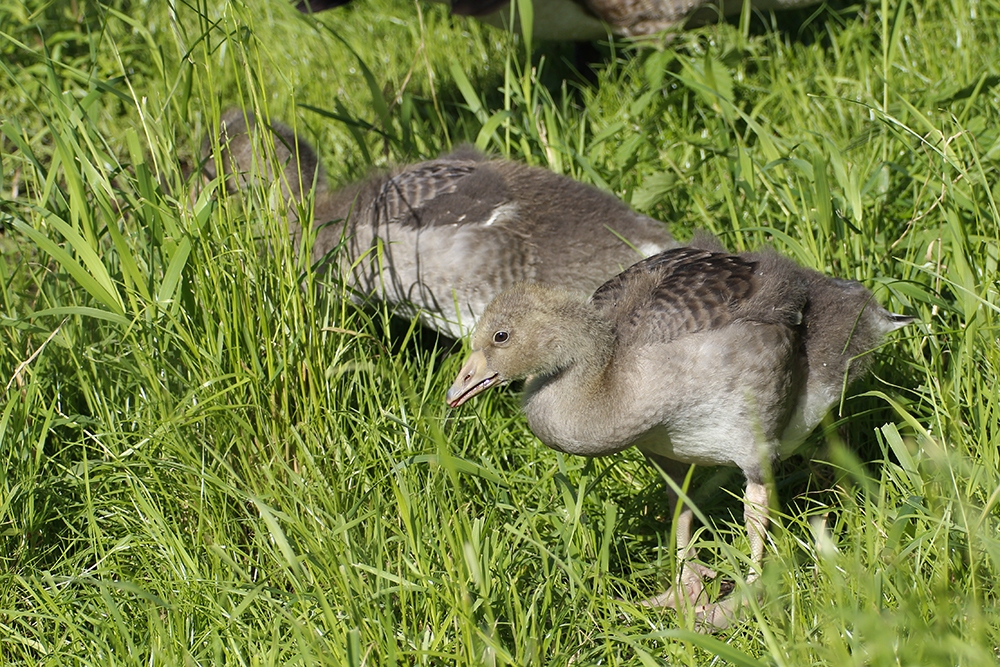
[446,349,498,408]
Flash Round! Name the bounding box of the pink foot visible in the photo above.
[638,562,717,609]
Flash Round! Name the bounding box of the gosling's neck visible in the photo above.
[520,298,624,456]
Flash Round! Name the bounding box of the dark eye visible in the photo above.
[493,331,509,344]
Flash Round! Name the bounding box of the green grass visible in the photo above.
[1,0,998,664]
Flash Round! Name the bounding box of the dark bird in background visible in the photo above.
[295,0,821,41]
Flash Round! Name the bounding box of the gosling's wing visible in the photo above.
[590,247,759,344]
[373,155,515,230]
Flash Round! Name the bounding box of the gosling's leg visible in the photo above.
[639,502,717,609]
[743,481,770,584]
[694,481,771,631]
[637,456,712,608]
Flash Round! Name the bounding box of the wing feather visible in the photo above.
[590,247,758,344]
[372,159,516,229]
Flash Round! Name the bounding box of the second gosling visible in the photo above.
[203,109,676,338]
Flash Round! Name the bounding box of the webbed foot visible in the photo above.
[638,562,717,608]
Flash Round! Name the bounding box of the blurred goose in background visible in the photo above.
[446,241,913,629]
[202,108,676,338]
[295,0,820,40]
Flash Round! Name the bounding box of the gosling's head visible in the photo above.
[445,283,590,407]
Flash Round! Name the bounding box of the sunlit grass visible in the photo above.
[1,0,998,664]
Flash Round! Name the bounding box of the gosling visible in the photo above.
[447,242,912,629]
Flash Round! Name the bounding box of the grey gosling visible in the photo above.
[446,243,913,630]
[202,109,676,339]
[296,0,820,41]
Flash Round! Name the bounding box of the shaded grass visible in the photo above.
[1,0,999,664]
